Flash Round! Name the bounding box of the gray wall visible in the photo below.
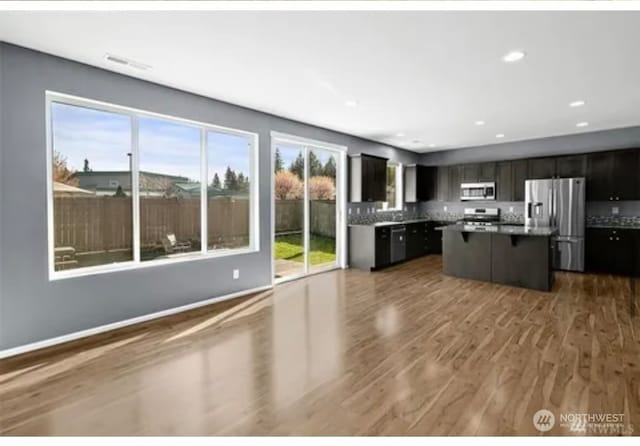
[0,43,417,351]
[420,126,640,166]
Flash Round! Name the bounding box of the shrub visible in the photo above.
[275,170,303,199]
[309,176,335,200]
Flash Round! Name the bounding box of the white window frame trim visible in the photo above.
[46,91,260,281]
[381,162,403,211]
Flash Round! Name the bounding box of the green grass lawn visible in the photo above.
[274,234,336,265]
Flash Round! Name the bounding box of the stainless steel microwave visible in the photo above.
[460,182,496,201]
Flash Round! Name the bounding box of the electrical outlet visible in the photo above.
[444,206,448,212]
[612,207,620,215]
[509,206,514,213]
[356,208,360,215]
[233,269,240,280]
[348,208,352,215]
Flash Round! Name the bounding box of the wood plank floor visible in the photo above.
[1,256,639,436]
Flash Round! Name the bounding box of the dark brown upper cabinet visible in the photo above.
[460,162,496,183]
[638,151,640,199]
[349,154,388,202]
[614,150,638,200]
[436,166,449,202]
[496,162,513,202]
[511,159,528,202]
[448,165,463,202]
[462,164,479,182]
[586,149,637,201]
[556,154,587,178]
[527,157,557,180]
[404,165,437,202]
[478,162,496,182]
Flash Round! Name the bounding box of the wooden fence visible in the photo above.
[273,200,336,238]
[54,197,336,254]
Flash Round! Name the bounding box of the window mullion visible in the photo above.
[131,115,141,263]
[201,129,208,254]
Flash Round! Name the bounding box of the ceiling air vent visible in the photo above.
[104,53,151,71]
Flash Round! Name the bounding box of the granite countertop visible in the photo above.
[349,218,458,227]
[436,223,558,237]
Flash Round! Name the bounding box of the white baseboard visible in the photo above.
[0,284,273,359]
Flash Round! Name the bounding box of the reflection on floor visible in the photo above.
[1,256,639,435]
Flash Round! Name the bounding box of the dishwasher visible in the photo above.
[390,226,406,264]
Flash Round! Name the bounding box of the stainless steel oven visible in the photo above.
[460,182,496,201]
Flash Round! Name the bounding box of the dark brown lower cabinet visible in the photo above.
[406,222,429,259]
[375,227,391,268]
[586,228,637,276]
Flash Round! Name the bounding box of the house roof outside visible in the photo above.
[53,181,95,196]
[73,171,190,193]
[70,170,249,198]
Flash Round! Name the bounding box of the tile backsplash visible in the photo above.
[586,201,640,227]
[347,202,425,225]
[420,201,526,224]
[347,201,524,224]
[348,200,640,226]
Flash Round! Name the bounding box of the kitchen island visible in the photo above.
[439,224,557,291]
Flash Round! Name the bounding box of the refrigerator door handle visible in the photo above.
[553,188,557,228]
[548,188,553,227]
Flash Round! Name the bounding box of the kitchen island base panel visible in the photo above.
[491,233,553,291]
[442,230,554,292]
[442,231,492,282]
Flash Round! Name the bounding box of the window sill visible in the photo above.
[49,246,259,282]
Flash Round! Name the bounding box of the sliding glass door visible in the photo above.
[308,146,338,274]
[272,135,344,282]
[273,143,306,279]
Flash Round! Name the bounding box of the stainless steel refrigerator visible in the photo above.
[525,177,586,272]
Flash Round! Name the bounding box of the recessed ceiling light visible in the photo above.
[569,100,586,107]
[475,120,485,126]
[502,50,526,63]
[496,134,505,138]
[345,100,358,107]
[396,132,405,137]
[104,53,151,71]
[576,122,589,128]
[429,143,436,148]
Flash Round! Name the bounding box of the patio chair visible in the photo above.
[54,246,79,270]
[162,233,192,254]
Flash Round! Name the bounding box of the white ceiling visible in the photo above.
[1,10,639,153]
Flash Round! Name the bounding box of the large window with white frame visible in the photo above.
[47,92,259,278]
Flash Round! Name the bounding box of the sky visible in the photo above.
[276,142,336,173]
[52,102,251,184]
[52,102,337,186]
